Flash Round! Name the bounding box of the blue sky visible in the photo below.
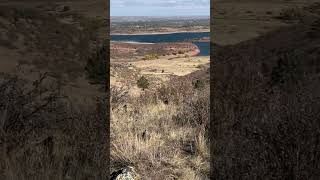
[111,0,209,16]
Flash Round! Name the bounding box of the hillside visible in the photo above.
[211,5,320,179]
[0,1,109,179]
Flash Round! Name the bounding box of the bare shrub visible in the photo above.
[155,77,194,105]
[111,86,129,111]
[173,88,209,128]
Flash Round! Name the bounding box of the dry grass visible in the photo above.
[0,73,108,180]
[111,81,210,179]
[0,2,108,180]
[211,15,320,179]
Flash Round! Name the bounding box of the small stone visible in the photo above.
[110,166,137,180]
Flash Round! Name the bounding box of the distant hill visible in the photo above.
[111,16,210,22]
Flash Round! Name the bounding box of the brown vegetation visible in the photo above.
[111,74,210,179]
[211,11,320,179]
[0,74,108,179]
[0,2,108,179]
[111,42,199,60]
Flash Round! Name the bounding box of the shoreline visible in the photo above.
[110,30,210,36]
[111,41,155,44]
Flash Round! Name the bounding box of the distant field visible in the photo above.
[111,17,210,34]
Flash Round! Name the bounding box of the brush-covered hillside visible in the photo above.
[211,3,320,179]
[0,1,109,179]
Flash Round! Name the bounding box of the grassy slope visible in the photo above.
[211,4,320,178]
[0,1,109,179]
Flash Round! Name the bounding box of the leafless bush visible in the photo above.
[111,86,129,111]
[173,88,209,129]
[155,77,194,105]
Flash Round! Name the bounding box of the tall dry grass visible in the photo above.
[211,32,320,179]
[110,78,210,179]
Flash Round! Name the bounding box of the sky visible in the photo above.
[111,0,210,16]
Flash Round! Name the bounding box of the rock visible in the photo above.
[110,166,137,180]
[141,129,147,141]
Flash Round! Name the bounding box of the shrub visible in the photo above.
[137,76,149,90]
[62,6,70,12]
[143,53,159,60]
[266,11,273,15]
[85,41,107,85]
[271,50,303,90]
[277,7,305,21]
[173,88,209,128]
[193,79,205,90]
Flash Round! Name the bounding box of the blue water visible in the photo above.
[111,32,210,56]
[194,42,210,56]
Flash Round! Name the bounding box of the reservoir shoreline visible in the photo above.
[111,31,210,56]
[111,30,210,36]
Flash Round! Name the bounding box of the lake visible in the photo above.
[111,32,210,56]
